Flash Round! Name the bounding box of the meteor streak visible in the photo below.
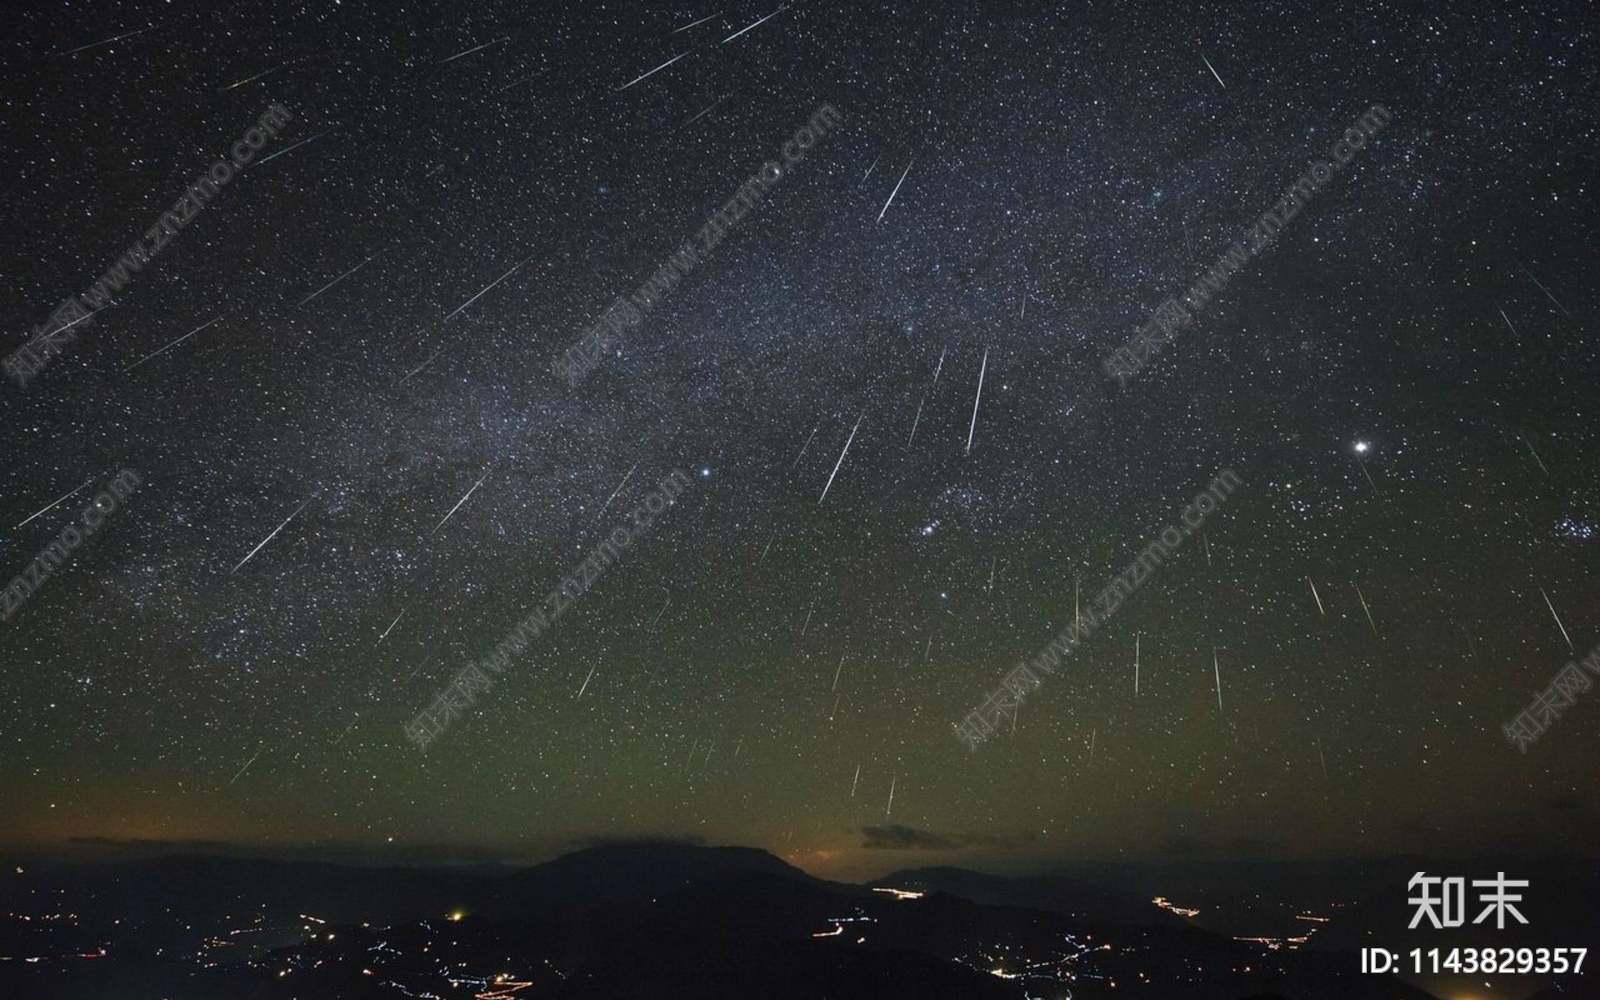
[965,347,987,454]
[445,252,537,320]
[618,51,688,91]
[232,498,313,574]
[818,412,864,503]
[431,465,494,536]
[1354,583,1379,636]
[1540,586,1574,652]
[441,37,508,64]
[57,25,157,57]
[722,6,787,43]
[378,608,406,643]
[127,316,223,371]
[254,127,338,166]
[300,256,376,306]
[15,477,95,529]
[1307,576,1325,616]
[1212,648,1223,710]
[674,11,723,33]
[877,160,914,223]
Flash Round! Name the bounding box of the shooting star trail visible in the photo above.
[683,96,725,126]
[15,477,96,529]
[791,423,820,468]
[431,465,494,536]
[58,25,157,57]
[850,762,860,797]
[1540,586,1574,652]
[231,498,312,574]
[876,159,914,223]
[228,743,265,786]
[1201,52,1226,88]
[1354,583,1379,636]
[651,595,672,626]
[218,63,286,92]
[832,655,844,692]
[441,36,508,64]
[886,774,896,817]
[1520,436,1549,475]
[932,345,947,384]
[577,663,597,699]
[398,349,441,384]
[801,603,814,635]
[596,463,638,519]
[1318,738,1329,779]
[1354,449,1378,490]
[40,303,107,338]
[377,608,406,643]
[759,530,777,563]
[818,412,864,504]
[333,714,361,745]
[907,394,926,446]
[1495,300,1522,343]
[1212,648,1223,710]
[722,5,787,43]
[674,10,723,33]
[127,316,222,371]
[300,255,376,306]
[1307,576,1325,616]
[254,127,338,166]
[965,347,987,454]
[617,51,688,91]
[446,252,536,320]
[861,153,882,184]
[1517,259,1569,315]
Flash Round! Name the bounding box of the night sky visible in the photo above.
[2,0,1597,880]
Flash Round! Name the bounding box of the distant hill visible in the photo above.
[476,841,833,918]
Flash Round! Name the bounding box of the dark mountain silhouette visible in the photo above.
[475,841,832,917]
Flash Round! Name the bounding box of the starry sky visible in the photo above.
[2,0,1597,880]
